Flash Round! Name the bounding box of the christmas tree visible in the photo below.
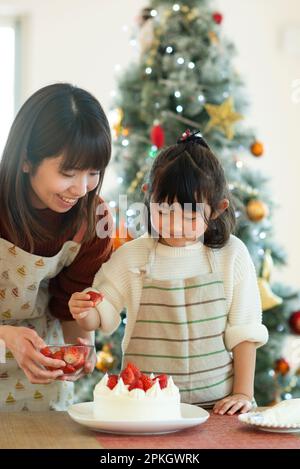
[75,0,300,405]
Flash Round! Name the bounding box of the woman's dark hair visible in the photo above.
[144,137,236,248]
[0,83,111,251]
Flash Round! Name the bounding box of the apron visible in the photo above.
[124,242,234,408]
[0,227,84,411]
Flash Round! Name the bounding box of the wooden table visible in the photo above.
[1,410,300,449]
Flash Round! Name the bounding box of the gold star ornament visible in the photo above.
[204,97,243,140]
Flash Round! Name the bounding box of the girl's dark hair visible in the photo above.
[0,83,111,251]
[144,139,236,248]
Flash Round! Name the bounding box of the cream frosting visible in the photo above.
[93,374,181,421]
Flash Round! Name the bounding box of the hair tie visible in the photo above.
[177,129,210,149]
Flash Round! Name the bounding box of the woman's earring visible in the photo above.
[142,183,149,193]
[22,162,29,173]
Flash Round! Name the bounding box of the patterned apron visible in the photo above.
[124,243,234,408]
[0,228,84,411]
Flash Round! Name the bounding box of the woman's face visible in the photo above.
[25,155,100,212]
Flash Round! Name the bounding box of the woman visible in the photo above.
[0,83,113,410]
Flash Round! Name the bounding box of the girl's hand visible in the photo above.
[213,393,253,415]
[68,292,102,320]
[1,326,66,384]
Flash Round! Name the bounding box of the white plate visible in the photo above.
[238,412,300,433]
[67,402,209,435]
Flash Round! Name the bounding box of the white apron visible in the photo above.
[0,228,84,411]
[123,244,234,408]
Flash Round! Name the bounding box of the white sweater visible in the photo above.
[90,234,269,353]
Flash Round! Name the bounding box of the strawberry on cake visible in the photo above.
[93,363,181,421]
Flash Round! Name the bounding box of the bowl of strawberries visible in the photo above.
[40,344,94,378]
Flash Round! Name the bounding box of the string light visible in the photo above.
[174,90,181,98]
[150,9,158,17]
[149,145,158,158]
[166,46,173,54]
[188,62,195,69]
[198,94,205,103]
[122,139,129,147]
[176,105,183,113]
[126,209,135,217]
[259,232,267,239]
[173,4,180,12]
[236,160,243,169]
[145,67,152,74]
[117,177,123,184]
[109,201,117,208]
[177,57,184,65]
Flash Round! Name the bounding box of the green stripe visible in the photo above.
[124,349,226,360]
[136,314,227,325]
[179,374,233,393]
[143,281,223,291]
[130,332,223,342]
[140,298,226,308]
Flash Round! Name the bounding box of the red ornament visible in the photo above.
[212,12,223,24]
[289,311,300,334]
[150,123,165,148]
[274,358,290,376]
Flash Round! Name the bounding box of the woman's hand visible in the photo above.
[1,325,66,384]
[68,292,102,320]
[59,337,97,382]
[213,393,253,415]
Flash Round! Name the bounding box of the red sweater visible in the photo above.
[0,203,113,321]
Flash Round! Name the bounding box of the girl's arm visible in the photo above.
[68,290,121,333]
[232,340,256,399]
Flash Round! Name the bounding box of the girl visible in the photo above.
[69,131,268,415]
[0,83,112,411]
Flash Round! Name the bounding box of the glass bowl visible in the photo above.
[40,344,94,379]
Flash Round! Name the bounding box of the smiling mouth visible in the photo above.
[57,195,79,205]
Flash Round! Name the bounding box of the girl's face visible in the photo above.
[150,197,212,247]
[25,155,100,212]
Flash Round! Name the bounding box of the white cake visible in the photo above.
[93,372,181,421]
[256,398,300,426]
[239,398,300,427]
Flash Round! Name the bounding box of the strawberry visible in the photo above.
[87,291,104,305]
[73,355,85,370]
[52,350,64,361]
[40,347,53,358]
[128,379,144,391]
[140,374,153,391]
[155,374,168,389]
[127,362,141,379]
[63,346,82,365]
[62,364,76,374]
[120,366,135,385]
[107,374,118,390]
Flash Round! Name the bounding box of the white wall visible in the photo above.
[0,0,299,285]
